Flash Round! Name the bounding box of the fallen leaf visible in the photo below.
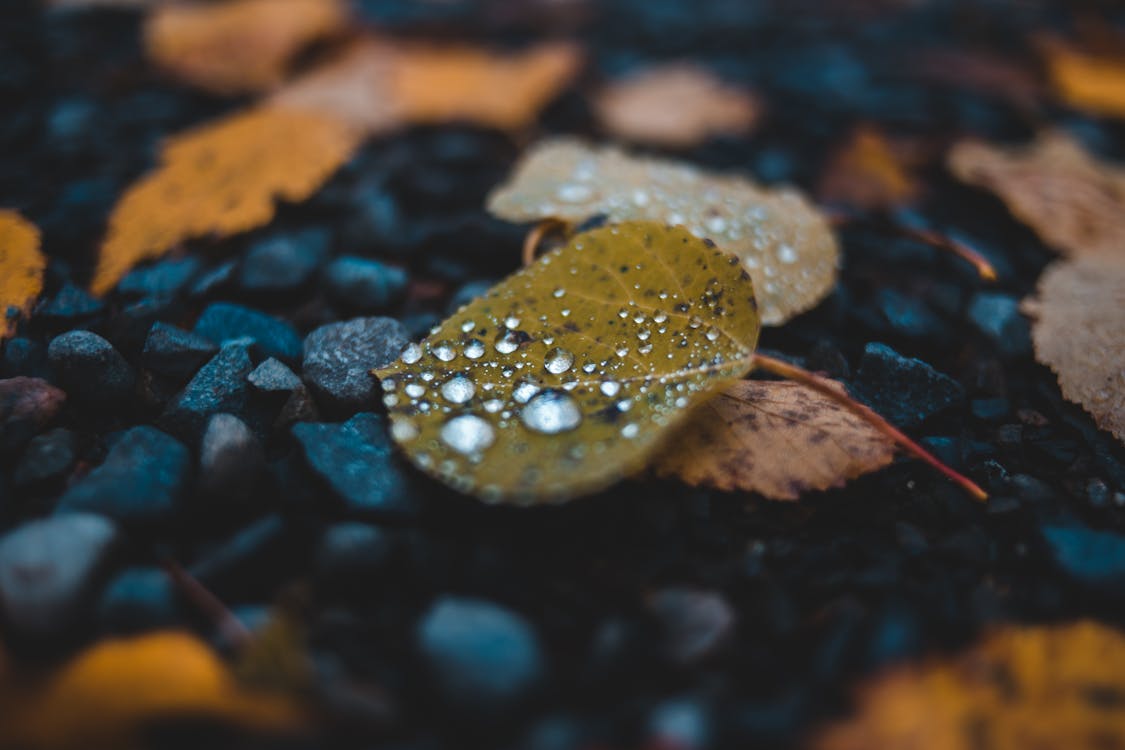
[654,379,896,500]
[817,126,922,211]
[374,221,760,504]
[487,138,839,325]
[593,62,759,148]
[93,104,361,296]
[1021,255,1125,443]
[0,631,305,749]
[0,210,45,339]
[146,0,347,95]
[948,131,1125,258]
[811,620,1125,750]
[1043,39,1125,120]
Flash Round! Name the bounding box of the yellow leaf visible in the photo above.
[817,126,921,211]
[487,138,838,326]
[811,621,1125,750]
[0,631,305,750]
[146,0,348,95]
[1043,40,1125,120]
[654,379,896,500]
[0,210,45,340]
[374,221,761,504]
[92,104,361,296]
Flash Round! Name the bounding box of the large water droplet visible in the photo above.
[600,381,621,397]
[440,375,475,404]
[495,331,520,354]
[504,315,521,329]
[464,339,485,359]
[432,341,457,362]
[521,390,582,434]
[440,415,495,455]
[390,417,419,442]
[544,347,575,375]
[404,383,426,399]
[401,343,422,364]
[513,379,541,404]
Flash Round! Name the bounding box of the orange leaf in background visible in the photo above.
[811,621,1125,750]
[948,131,1125,258]
[0,210,45,340]
[146,0,348,95]
[593,63,759,148]
[1042,39,1125,119]
[0,631,305,750]
[653,379,896,500]
[93,105,360,295]
[818,126,922,211]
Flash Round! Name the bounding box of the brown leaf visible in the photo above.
[145,0,348,95]
[0,210,45,339]
[1021,255,1125,443]
[818,126,922,211]
[1043,39,1125,120]
[810,620,1125,750]
[653,379,895,500]
[593,63,759,148]
[948,131,1125,258]
[0,631,305,749]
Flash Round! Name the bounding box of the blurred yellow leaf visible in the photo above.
[374,221,761,504]
[0,210,45,340]
[146,0,347,95]
[818,126,921,211]
[1043,40,1125,119]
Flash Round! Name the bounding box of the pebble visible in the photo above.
[1042,524,1125,589]
[302,317,409,415]
[314,522,395,586]
[0,513,121,638]
[249,357,319,428]
[142,321,218,382]
[198,413,264,501]
[189,259,238,299]
[853,342,965,428]
[98,566,182,633]
[340,182,402,255]
[189,514,310,601]
[47,330,135,405]
[1,337,48,379]
[417,596,544,710]
[648,587,736,666]
[35,282,104,324]
[647,697,712,750]
[13,427,77,488]
[292,412,416,516]
[873,288,947,340]
[104,296,183,354]
[117,256,202,298]
[57,426,191,525]
[0,376,66,453]
[193,302,302,363]
[967,292,1032,357]
[161,342,253,443]
[239,229,330,294]
[322,256,409,312]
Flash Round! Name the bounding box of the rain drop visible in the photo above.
[600,381,621,397]
[464,339,486,359]
[705,327,721,342]
[390,417,419,442]
[777,243,798,264]
[495,331,520,354]
[440,375,475,404]
[401,343,422,364]
[504,315,521,329]
[404,383,426,399]
[513,379,541,404]
[432,341,456,362]
[440,415,495,455]
[544,347,575,375]
[553,288,566,298]
[621,423,639,439]
[521,390,582,434]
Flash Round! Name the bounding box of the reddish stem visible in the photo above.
[521,218,571,266]
[161,557,255,651]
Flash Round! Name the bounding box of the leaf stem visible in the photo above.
[522,218,571,266]
[160,556,256,651]
[751,353,989,501]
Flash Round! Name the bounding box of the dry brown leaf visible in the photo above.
[1021,255,1125,443]
[93,104,361,295]
[145,0,348,95]
[949,131,1125,258]
[0,210,45,340]
[1043,40,1125,120]
[811,620,1125,750]
[654,379,896,500]
[593,63,759,148]
[817,126,922,211]
[0,631,304,749]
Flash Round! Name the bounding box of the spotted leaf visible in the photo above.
[374,221,761,504]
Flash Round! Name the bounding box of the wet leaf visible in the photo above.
[654,379,896,500]
[374,221,761,504]
[817,126,922,211]
[93,104,361,296]
[1042,39,1125,119]
[948,131,1125,258]
[1021,255,1125,443]
[0,210,45,340]
[593,62,759,148]
[0,631,305,750]
[146,0,348,95]
[811,620,1125,750]
[487,138,839,325]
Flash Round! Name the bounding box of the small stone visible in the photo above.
[0,377,66,453]
[322,256,409,312]
[292,412,416,516]
[35,282,104,323]
[189,514,309,601]
[1,337,47,379]
[142,321,218,382]
[418,596,544,710]
[970,397,1009,422]
[240,229,330,294]
[117,256,202,298]
[57,426,191,525]
[0,513,121,638]
[199,413,263,501]
[248,357,319,427]
[302,317,409,415]
[189,260,237,299]
[249,356,303,393]
[314,521,394,581]
[103,296,183,355]
[1042,524,1125,589]
[193,302,302,363]
[98,566,182,633]
[47,330,135,405]
[14,427,77,487]
[648,588,735,666]
[647,697,712,750]
[853,343,965,428]
[967,292,1032,357]
[161,342,253,442]
[873,289,946,339]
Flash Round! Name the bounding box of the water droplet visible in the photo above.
[553,288,566,298]
[582,362,597,374]
[504,315,521,329]
[689,316,703,329]
[432,341,456,362]
[513,379,541,403]
[777,243,798,264]
[483,399,504,413]
[390,417,418,442]
[632,189,650,206]
[615,345,630,357]
[383,394,399,408]
[706,216,727,234]
[556,183,593,203]
[600,381,621,397]
[705,327,721,342]
[420,371,435,382]
[618,308,629,319]
[440,415,495,455]
[638,343,653,355]
[653,310,668,324]
[495,331,520,354]
[638,329,651,341]
[621,423,639,439]
[521,390,582,434]
[440,375,475,404]
[461,320,476,333]
[544,347,575,375]
[404,383,426,399]
[401,343,422,364]
[464,339,485,359]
